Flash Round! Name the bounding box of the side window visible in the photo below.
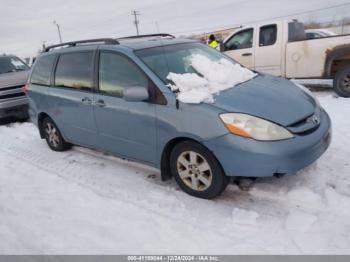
[259,24,277,47]
[306,33,313,39]
[288,22,306,42]
[30,54,56,86]
[99,52,148,97]
[54,52,93,91]
[224,29,253,51]
[306,32,321,39]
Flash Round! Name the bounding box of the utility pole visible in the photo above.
[41,41,47,51]
[53,21,63,43]
[131,10,140,35]
[155,21,160,33]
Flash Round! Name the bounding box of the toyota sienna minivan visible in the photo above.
[26,35,331,199]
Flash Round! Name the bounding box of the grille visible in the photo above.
[0,85,25,100]
[287,107,321,135]
[0,92,25,100]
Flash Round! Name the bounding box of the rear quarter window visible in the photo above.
[30,54,56,86]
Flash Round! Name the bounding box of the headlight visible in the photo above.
[219,113,294,141]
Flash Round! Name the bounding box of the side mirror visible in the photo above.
[123,86,149,102]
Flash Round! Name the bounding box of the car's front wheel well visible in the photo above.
[324,47,350,78]
[160,138,200,181]
[160,137,223,182]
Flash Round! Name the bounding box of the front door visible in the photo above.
[223,28,254,69]
[48,51,97,147]
[93,51,157,164]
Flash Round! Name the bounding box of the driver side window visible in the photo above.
[99,52,148,97]
[224,29,254,51]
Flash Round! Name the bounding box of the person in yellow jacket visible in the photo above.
[208,34,219,49]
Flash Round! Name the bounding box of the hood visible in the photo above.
[0,70,29,89]
[210,74,316,126]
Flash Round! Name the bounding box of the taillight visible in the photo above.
[22,83,30,94]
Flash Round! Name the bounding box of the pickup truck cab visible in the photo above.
[223,20,350,97]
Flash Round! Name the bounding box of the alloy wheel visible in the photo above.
[45,122,60,148]
[176,151,213,191]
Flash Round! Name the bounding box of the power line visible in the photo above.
[154,2,350,26]
[169,2,350,35]
[4,2,350,57]
[131,10,140,35]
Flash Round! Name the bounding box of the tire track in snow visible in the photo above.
[0,123,273,252]
[2,122,350,254]
[0,123,334,219]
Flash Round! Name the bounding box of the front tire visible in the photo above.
[42,117,71,152]
[334,65,350,97]
[170,141,229,199]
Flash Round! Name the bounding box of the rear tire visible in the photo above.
[334,65,350,97]
[170,141,229,199]
[42,117,71,151]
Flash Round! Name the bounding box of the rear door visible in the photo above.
[47,51,97,147]
[254,24,282,76]
[223,28,254,69]
[28,53,57,119]
[92,50,157,164]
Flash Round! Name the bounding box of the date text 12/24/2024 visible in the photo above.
[127,255,219,261]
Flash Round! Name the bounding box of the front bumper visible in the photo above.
[204,109,331,177]
[0,97,28,119]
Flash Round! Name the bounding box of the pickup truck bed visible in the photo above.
[286,35,350,79]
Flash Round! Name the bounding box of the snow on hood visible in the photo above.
[166,54,257,104]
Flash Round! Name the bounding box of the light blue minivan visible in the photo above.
[26,35,331,199]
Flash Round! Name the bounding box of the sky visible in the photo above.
[1,0,350,58]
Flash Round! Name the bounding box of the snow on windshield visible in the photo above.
[166,54,257,104]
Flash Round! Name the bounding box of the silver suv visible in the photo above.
[0,55,30,119]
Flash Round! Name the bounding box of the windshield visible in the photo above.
[136,42,256,104]
[135,42,237,83]
[0,56,29,74]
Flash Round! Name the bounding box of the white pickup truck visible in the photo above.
[222,20,350,97]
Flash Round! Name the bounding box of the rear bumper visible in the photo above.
[0,97,28,119]
[204,109,331,177]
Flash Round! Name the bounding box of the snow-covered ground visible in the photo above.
[1,90,350,254]
[293,79,333,89]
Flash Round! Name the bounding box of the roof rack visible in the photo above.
[117,33,175,40]
[44,38,119,52]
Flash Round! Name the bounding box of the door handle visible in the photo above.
[242,53,252,56]
[94,99,105,107]
[81,97,92,104]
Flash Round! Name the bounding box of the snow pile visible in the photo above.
[167,54,256,104]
